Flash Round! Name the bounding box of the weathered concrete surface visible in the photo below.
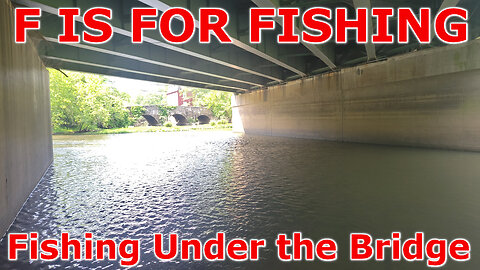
[0,0,53,237]
[233,40,480,151]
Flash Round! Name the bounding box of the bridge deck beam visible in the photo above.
[14,0,293,86]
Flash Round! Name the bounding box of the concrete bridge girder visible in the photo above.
[14,0,289,91]
[14,0,480,92]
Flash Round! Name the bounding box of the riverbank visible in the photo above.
[53,124,232,135]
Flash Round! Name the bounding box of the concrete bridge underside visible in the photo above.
[12,0,480,93]
[1,0,480,237]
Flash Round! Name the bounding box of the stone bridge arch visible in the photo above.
[141,105,161,126]
[171,114,188,126]
[169,106,214,126]
[128,106,214,126]
[197,115,210,125]
[143,115,159,126]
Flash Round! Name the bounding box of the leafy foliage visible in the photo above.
[134,91,166,106]
[191,89,232,120]
[128,106,146,125]
[217,119,228,125]
[156,105,176,125]
[129,106,146,119]
[49,69,131,132]
[50,68,233,132]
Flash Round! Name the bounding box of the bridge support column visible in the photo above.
[0,0,53,237]
[233,40,480,151]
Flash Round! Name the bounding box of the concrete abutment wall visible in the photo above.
[233,40,480,151]
[0,0,53,237]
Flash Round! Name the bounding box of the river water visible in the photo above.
[0,131,479,269]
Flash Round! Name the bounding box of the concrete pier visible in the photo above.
[0,0,53,237]
[233,40,480,151]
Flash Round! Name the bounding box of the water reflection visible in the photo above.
[0,131,479,269]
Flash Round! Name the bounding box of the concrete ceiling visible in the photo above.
[13,0,480,93]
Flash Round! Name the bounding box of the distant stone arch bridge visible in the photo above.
[127,105,215,126]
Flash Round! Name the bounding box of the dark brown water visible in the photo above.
[0,131,479,269]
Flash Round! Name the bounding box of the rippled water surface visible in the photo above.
[1,131,479,269]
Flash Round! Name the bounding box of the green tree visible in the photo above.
[134,90,167,105]
[191,89,232,120]
[49,69,131,132]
